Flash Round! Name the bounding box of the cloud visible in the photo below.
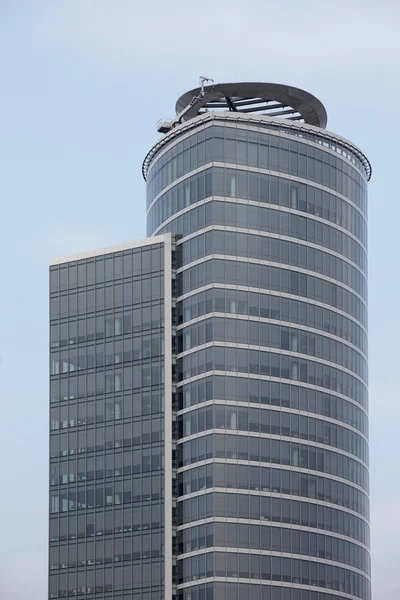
[0,558,46,600]
[35,0,400,76]
[369,381,400,599]
[28,226,108,260]
[371,503,400,600]
[369,380,400,419]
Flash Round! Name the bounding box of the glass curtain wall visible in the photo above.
[146,116,370,600]
[48,239,173,600]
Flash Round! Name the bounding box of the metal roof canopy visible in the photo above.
[175,82,328,129]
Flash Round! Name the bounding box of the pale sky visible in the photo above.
[0,1,399,598]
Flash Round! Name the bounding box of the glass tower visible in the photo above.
[49,81,372,600]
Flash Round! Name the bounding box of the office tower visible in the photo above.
[49,236,175,599]
[49,82,371,600]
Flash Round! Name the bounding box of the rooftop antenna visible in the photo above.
[199,76,214,97]
[157,76,215,134]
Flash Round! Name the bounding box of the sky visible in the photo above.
[0,0,399,598]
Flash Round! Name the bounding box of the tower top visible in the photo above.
[147,80,371,182]
[175,81,327,129]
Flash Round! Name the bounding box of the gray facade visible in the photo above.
[48,81,371,600]
[145,84,371,600]
[48,236,175,599]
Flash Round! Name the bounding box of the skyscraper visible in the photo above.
[49,82,371,600]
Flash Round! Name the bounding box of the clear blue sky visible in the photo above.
[0,1,399,598]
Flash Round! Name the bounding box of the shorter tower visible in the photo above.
[49,235,176,599]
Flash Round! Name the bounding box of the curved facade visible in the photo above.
[144,84,371,600]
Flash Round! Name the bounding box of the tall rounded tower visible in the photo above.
[143,82,371,600]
